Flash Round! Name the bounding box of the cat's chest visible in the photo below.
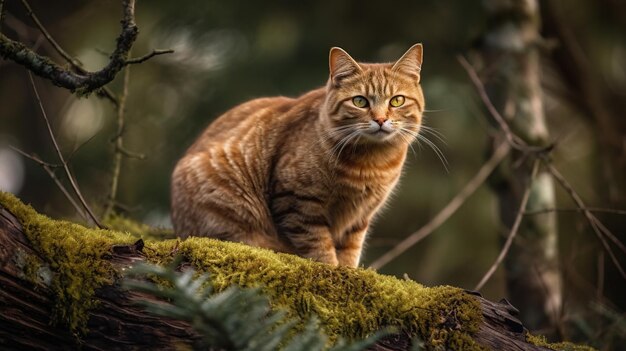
[327,179,395,231]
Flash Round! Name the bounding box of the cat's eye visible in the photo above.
[390,95,405,107]
[352,96,369,108]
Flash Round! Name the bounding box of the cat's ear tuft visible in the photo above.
[392,43,423,83]
[329,47,362,86]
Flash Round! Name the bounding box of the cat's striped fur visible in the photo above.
[171,44,424,267]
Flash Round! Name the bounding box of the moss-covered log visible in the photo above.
[0,193,591,350]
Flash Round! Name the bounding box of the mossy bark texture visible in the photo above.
[0,193,589,350]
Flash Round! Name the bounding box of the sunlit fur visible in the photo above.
[171,44,425,267]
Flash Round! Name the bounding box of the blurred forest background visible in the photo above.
[1,0,625,348]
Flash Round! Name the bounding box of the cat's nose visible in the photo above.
[373,117,387,126]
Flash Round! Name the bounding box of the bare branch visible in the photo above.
[0,0,138,95]
[541,157,626,280]
[459,54,626,283]
[16,0,118,105]
[457,55,551,154]
[118,145,146,160]
[9,145,87,221]
[66,132,99,164]
[28,72,104,228]
[591,216,626,255]
[126,49,174,65]
[524,207,626,216]
[369,140,511,270]
[18,0,83,69]
[104,64,131,218]
[475,160,540,291]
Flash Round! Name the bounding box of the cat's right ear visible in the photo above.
[329,47,362,86]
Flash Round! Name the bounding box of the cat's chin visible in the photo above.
[359,130,399,143]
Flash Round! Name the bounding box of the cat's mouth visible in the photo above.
[362,128,396,141]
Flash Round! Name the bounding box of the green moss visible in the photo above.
[0,192,136,333]
[1,192,484,348]
[526,334,596,351]
[103,213,175,240]
[145,240,484,348]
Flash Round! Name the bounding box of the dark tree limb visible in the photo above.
[0,0,171,96]
[15,0,118,104]
[0,204,559,351]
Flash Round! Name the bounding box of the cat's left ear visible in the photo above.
[329,47,362,86]
[392,43,423,83]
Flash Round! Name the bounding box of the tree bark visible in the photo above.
[0,204,561,350]
[476,0,562,332]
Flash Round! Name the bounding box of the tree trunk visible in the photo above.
[475,0,561,333]
[0,202,561,350]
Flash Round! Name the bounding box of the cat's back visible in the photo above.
[187,95,299,153]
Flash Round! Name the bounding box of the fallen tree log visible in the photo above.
[0,193,590,350]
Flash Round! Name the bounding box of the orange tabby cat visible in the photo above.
[171,44,424,267]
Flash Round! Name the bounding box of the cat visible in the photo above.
[171,44,424,267]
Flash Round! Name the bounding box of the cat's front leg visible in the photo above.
[288,228,338,266]
[336,219,369,267]
[271,192,338,265]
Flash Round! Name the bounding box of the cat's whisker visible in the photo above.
[397,130,417,157]
[329,130,361,164]
[320,123,371,143]
[415,134,449,172]
[419,128,447,145]
[327,129,356,156]
[320,126,360,144]
[399,127,448,172]
[419,125,445,136]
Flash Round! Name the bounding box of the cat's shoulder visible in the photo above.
[232,88,326,113]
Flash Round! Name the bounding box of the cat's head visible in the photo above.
[323,44,424,146]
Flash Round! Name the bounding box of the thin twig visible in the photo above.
[18,0,83,69]
[458,55,551,154]
[524,207,626,216]
[541,157,626,279]
[117,145,145,159]
[369,140,511,270]
[591,216,626,255]
[28,72,104,228]
[104,63,131,218]
[475,160,540,291]
[460,54,626,283]
[126,49,174,64]
[21,0,172,70]
[66,132,99,164]
[9,145,87,221]
[17,0,118,105]
[0,0,138,95]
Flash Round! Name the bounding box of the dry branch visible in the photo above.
[540,158,626,280]
[104,64,131,219]
[475,160,540,291]
[369,140,511,270]
[8,146,86,221]
[0,0,172,96]
[28,73,103,228]
[16,0,118,104]
[459,53,626,286]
